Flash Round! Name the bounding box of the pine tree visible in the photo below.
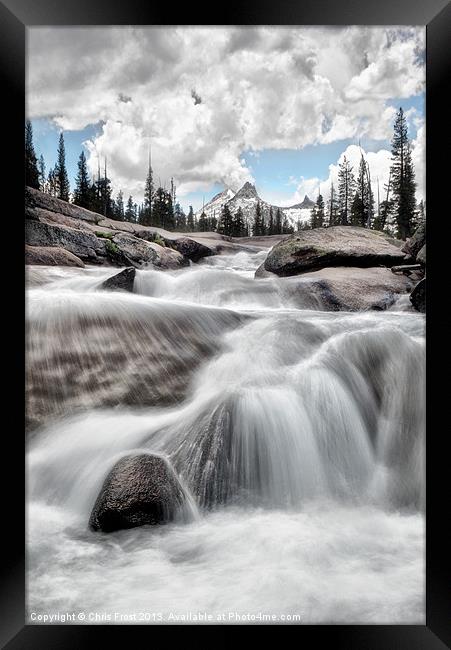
[355,157,367,227]
[187,206,195,232]
[124,195,136,222]
[316,194,326,228]
[165,190,175,230]
[115,190,124,221]
[268,207,275,235]
[152,187,165,228]
[372,198,393,232]
[209,213,218,232]
[55,132,70,201]
[390,108,416,239]
[73,151,91,209]
[252,202,268,236]
[150,187,175,230]
[218,204,234,236]
[328,182,339,226]
[252,202,262,236]
[25,120,40,189]
[350,192,365,227]
[337,156,356,225]
[47,167,58,197]
[365,161,375,228]
[351,155,374,227]
[416,199,426,226]
[89,178,101,214]
[94,162,113,217]
[198,211,209,232]
[141,159,154,226]
[275,208,283,234]
[311,194,326,229]
[231,206,246,237]
[174,203,186,231]
[382,199,397,235]
[38,154,46,192]
[310,204,317,229]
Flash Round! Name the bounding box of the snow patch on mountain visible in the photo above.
[195,188,236,222]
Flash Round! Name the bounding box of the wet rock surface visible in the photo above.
[89,454,186,532]
[100,267,136,292]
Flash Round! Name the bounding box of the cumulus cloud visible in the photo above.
[27,26,425,203]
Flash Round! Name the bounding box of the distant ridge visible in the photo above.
[195,183,314,226]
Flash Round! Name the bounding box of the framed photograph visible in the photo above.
[1,0,449,646]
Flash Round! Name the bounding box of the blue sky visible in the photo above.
[28,26,426,211]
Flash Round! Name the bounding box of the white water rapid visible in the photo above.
[26,249,425,624]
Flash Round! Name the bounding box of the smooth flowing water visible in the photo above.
[26,250,425,624]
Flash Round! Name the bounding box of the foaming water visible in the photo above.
[201,249,268,274]
[28,502,424,623]
[134,265,288,310]
[26,250,425,623]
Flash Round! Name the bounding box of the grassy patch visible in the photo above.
[95,230,115,240]
[152,234,166,247]
[105,239,119,255]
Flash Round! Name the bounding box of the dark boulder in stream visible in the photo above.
[89,454,186,532]
[100,267,136,292]
[410,278,426,313]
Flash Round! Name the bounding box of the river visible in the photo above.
[26,248,425,624]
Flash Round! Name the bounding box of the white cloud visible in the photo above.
[27,26,425,204]
[345,30,425,102]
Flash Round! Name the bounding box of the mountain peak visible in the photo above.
[288,195,315,209]
[234,181,259,200]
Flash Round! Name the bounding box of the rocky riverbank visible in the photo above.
[255,224,426,312]
[25,186,425,312]
[25,187,264,269]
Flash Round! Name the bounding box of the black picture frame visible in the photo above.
[1,0,450,647]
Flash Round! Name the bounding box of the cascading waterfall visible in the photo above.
[26,251,425,624]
